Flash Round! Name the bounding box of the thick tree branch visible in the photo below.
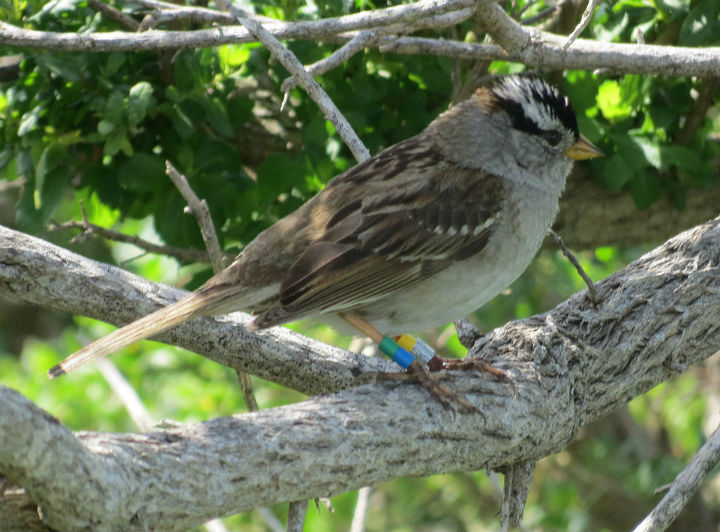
[1,215,719,530]
[1,0,720,77]
[379,34,720,77]
[554,171,720,249]
[0,0,481,50]
[0,224,392,395]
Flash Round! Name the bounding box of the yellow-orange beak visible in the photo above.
[565,135,604,160]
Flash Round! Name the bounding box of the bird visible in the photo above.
[48,74,602,406]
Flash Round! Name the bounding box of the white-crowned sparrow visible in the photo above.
[49,74,602,379]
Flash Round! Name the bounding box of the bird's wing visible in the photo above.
[252,161,504,329]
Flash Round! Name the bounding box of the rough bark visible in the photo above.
[0,216,719,530]
[0,224,393,396]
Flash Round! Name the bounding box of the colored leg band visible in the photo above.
[378,336,415,369]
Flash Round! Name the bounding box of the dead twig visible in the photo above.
[548,229,600,306]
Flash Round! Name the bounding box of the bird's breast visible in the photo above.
[347,183,562,335]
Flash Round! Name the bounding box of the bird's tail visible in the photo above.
[47,290,221,379]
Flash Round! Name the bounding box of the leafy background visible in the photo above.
[1,0,719,530]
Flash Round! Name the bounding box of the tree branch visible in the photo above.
[0,224,392,395]
[379,34,720,77]
[554,170,720,249]
[633,421,720,532]
[1,214,720,529]
[2,0,720,77]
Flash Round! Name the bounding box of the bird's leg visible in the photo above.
[429,357,510,383]
[339,312,476,413]
[419,318,512,388]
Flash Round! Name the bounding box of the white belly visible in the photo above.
[343,183,561,335]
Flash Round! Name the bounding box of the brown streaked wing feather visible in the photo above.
[253,160,503,329]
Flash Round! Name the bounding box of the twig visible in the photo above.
[521,5,559,26]
[256,508,285,532]
[138,8,235,32]
[286,501,307,532]
[165,160,259,410]
[278,6,472,94]
[47,204,213,264]
[87,0,140,31]
[676,77,720,145]
[222,2,371,163]
[547,229,600,306]
[96,358,155,432]
[632,421,720,532]
[0,177,27,192]
[500,460,536,532]
[350,487,371,532]
[236,370,259,411]
[453,317,483,349]
[281,30,379,92]
[165,161,227,272]
[562,0,600,50]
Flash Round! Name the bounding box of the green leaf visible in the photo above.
[97,119,115,136]
[610,132,660,170]
[593,11,630,42]
[102,52,125,77]
[592,154,635,189]
[191,95,234,138]
[628,171,661,209]
[628,136,661,169]
[103,91,125,125]
[257,153,307,197]
[104,128,132,157]
[596,80,633,121]
[168,104,195,139]
[679,0,720,46]
[127,82,154,125]
[117,153,167,192]
[18,106,42,136]
[217,44,251,72]
[34,54,85,83]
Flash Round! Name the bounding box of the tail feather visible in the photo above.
[47,292,214,379]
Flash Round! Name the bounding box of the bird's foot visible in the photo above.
[428,356,516,396]
[370,360,478,415]
[407,360,477,414]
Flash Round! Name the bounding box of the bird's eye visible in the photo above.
[542,130,563,146]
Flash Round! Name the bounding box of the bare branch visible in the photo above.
[0,0,481,50]
[47,215,213,264]
[379,35,720,77]
[500,460,536,532]
[547,229,599,305]
[286,501,307,532]
[632,421,720,532]
[0,224,390,395]
[350,487,371,532]
[281,30,379,93]
[96,359,154,432]
[2,214,720,529]
[562,0,600,50]
[165,161,226,272]
[279,7,473,93]
[87,0,140,31]
[474,1,531,53]
[225,5,371,162]
[1,0,716,77]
